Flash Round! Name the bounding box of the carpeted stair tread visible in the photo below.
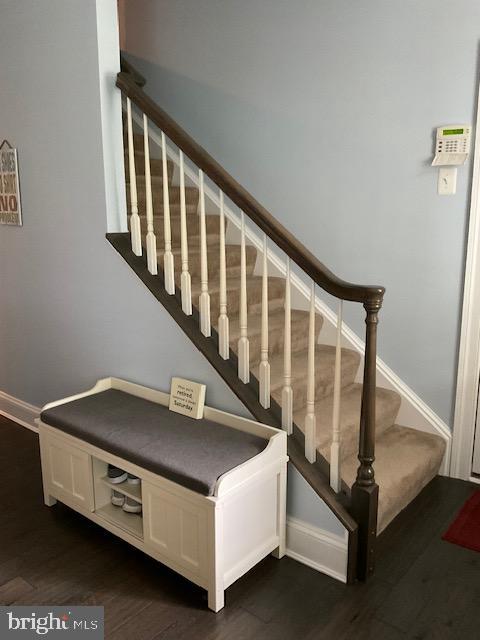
[294,383,401,462]
[125,159,174,179]
[137,213,220,245]
[170,243,257,281]
[269,345,360,410]
[227,308,320,363]
[127,173,180,189]
[125,151,164,176]
[191,275,286,316]
[123,131,147,152]
[340,425,446,533]
[127,182,195,209]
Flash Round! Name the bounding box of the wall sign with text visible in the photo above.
[169,377,206,419]
[0,140,22,226]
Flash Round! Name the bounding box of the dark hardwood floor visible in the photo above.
[0,415,478,639]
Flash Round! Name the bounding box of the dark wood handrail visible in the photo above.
[120,55,146,88]
[116,70,385,305]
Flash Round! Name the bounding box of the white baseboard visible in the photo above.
[286,516,348,583]
[0,390,40,432]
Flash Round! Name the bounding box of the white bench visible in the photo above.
[37,377,288,612]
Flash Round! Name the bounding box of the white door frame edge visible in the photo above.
[451,65,480,480]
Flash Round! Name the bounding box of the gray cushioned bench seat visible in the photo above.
[41,389,267,496]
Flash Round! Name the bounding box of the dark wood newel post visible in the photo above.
[351,296,382,581]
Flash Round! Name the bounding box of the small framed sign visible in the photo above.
[0,140,22,226]
[169,377,206,420]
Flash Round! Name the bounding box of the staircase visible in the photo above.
[109,58,447,582]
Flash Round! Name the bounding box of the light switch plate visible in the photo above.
[438,167,457,195]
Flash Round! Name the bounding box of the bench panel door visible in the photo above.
[143,482,209,581]
[42,431,94,512]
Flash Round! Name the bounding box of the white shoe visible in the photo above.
[122,497,142,514]
[107,464,127,484]
[127,474,141,485]
[111,490,125,507]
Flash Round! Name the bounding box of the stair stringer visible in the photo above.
[131,113,451,477]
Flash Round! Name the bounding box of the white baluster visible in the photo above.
[179,150,192,314]
[126,98,142,256]
[198,170,211,336]
[330,300,343,492]
[259,233,270,408]
[305,281,316,462]
[143,114,157,275]
[218,191,229,359]
[161,132,175,294]
[282,258,293,433]
[238,212,250,383]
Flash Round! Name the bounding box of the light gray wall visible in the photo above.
[0,0,344,537]
[124,0,480,427]
[0,0,247,415]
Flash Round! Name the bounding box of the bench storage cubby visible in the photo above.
[37,377,288,612]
